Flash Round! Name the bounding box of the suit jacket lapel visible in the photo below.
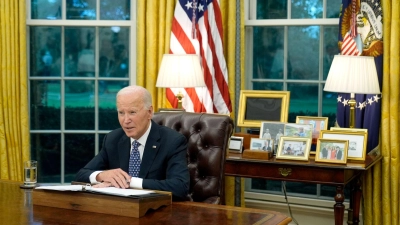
[139,121,161,178]
[118,135,131,173]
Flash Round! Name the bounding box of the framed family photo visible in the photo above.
[259,121,285,154]
[320,130,367,161]
[296,116,328,144]
[315,139,348,164]
[284,123,313,138]
[237,90,290,128]
[276,137,311,161]
[250,138,273,151]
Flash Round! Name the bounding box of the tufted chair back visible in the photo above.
[152,112,234,204]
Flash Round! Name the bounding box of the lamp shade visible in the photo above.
[324,55,380,94]
[156,54,205,88]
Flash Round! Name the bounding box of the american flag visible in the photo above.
[167,0,232,114]
[337,0,383,152]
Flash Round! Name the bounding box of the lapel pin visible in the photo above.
[152,146,157,148]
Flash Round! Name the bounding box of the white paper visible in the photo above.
[35,185,155,196]
[229,140,242,150]
[87,187,154,196]
[36,185,83,191]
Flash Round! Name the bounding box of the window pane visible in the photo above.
[31,0,62,19]
[291,0,323,19]
[320,184,351,199]
[99,27,130,78]
[323,26,340,80]
[99,134,106,149]
[285,181,316,195]
[288,26,320,80]
[65,80,95,130]
[100,0,130,20]
[30,27,61,77]
[253,27,284,79]
[31,133,61,183]
[252,179,282,193]
[256,0,287,19]
[67,0,96,20]
[99,81,128,130]
[30,81,61,130]
[322,90,337,128]
[65,134,95,183]
[65,27,96,77]
[326,0,341,18]
[288,83,318,121]
[253,82,283,91]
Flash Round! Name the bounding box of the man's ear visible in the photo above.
[148,105,154,119]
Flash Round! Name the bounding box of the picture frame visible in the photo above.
[237,90,290,128]
[330,127,368,134]
[276,137,311,161]
[284,123,313,138]
[320,130,367,161]
[315,139,348,164]
[228,136,244,153]
[250,138,273,151]
[259,121,285,155]
[296,116,328,144]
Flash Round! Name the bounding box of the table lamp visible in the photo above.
[156,54,205,109]
[324,55,381,128]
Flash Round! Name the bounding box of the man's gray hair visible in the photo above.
[116,85,153,109]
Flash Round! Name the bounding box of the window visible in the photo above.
[244,0,348,201]
[27,0,136,184]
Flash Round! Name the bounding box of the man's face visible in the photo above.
[117,93,153,139]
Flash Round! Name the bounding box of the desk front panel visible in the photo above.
[225,158,361,185]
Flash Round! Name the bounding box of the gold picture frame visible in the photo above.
[296,116,329,154]
[250,138,274,151]
[319,130,368,161]
[315,139,348,164]
[237,90,290,128]
[330,127,368,134]
[276,137,311,161]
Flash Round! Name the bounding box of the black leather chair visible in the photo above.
[152,112,234,204]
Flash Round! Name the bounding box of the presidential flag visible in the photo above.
[167,0,232,114]
[337,0,383,152]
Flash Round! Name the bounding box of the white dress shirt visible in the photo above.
[89,122,152,189]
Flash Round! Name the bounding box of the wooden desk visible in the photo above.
[225,153,382,225]
[0,180,291,225]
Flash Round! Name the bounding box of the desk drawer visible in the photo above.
[225,161,358,184]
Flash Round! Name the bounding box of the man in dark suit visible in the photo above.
[75,85,189,200]
[336,146,343,160]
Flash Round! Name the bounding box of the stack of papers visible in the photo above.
[36,185,155,197]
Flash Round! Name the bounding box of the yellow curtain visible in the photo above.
[136,0,176,111]
[136,0,244,206]
[363,1,400,224]
[0,0,30,181]
[219,0,245,207]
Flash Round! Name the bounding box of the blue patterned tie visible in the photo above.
[129,140,141,177]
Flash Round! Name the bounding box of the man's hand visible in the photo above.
[92,182,112,188]
[96,168,131,188]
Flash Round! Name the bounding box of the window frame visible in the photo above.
[243,0,344,204]
[26,0,137,184]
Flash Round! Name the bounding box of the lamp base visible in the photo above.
[176,91,184,109]
[348,94,356,128]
